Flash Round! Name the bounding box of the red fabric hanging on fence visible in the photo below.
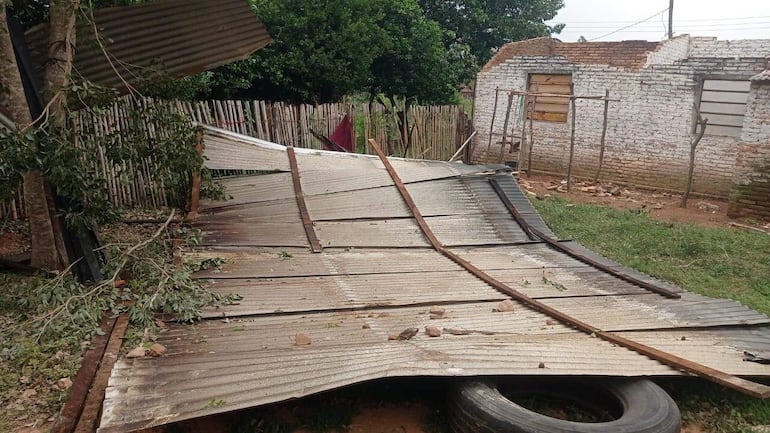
[325,114,354,153]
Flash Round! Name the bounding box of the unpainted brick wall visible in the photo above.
[728,81,770,220]
[473,38,770,201]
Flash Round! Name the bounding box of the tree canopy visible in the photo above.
[202,0,564,104]
[419,0,565,66]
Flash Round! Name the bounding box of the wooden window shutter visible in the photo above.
[527,74,572,122]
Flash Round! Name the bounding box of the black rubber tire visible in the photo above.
[449,378,680,433]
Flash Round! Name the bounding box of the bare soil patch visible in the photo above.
[519,173,769,230]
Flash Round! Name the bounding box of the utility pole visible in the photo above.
[668,0,674,39]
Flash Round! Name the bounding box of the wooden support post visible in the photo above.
[527,96,536,177]
[485,87,500,162]
[187,128,204,221]
[594,89,610,182]
[681,114,708,208]
[497,92,515,163]
[517,96,528,172]
[566,83,577,192]
[449,130,477,162]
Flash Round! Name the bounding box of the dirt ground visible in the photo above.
[520,173,769,230]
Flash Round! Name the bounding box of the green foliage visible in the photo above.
[532,197,770,316]
[532,197,770,432]
[659,378,770,433]
[419,0,565,67]
[0,219,236,421]
[202,0,473,105]
[0,83,199,232]
[209,0,387,102]
[369,0,457,105]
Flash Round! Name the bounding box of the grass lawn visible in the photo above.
[532,196,770,433]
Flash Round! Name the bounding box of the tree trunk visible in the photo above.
[45,0,80,123]
[44,0,81,267]
[0,6,64,269]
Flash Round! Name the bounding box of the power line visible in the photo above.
[573,27,770,34]
[589,8,669,41]
[554,14,770,24]
[565,20,770,29]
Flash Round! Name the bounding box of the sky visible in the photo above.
[547,0,770,42]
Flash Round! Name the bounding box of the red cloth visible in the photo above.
[325,114,354,152]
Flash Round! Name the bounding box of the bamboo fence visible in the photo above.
[1,98,469,219]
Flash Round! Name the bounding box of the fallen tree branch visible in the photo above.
[730,222,769,235]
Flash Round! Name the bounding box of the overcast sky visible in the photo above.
[547,0,770,42]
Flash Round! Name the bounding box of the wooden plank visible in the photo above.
[533,111,568,122]
[530,74,572,85]
[699,101,747,116]
[703,79,751,92]
[701,90,749,104]
[700,113,745,128]
[705,124,742,137]
[534,102,570,113]
[529,83,571,94]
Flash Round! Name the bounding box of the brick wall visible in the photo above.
[729,80,770,220]
[473,37,770,203]
[645,35,690,66]
[689,37,770,58]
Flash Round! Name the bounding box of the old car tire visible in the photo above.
[449,378,680,433]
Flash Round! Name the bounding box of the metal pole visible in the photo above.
[668,0,674,39]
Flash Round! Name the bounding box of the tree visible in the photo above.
[209,0,387,103]
[369,0,456,106]
[1,0,75,269]
[202,0,466,107]
[419,0,565,75]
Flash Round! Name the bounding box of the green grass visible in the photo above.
[532,197,770,432]
[532,197,770,316]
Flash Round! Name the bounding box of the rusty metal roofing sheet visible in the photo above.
[448,245,587,270]
[200,173,296,209]
[315,219,430,248]
[191,248,461,278]
[202,130,291,171]
[25,0,271,90]
[100,304,679,432]
[199,222,307,247]
[482,267,651,298]
[616,329,770,376]
[100,127,770,433]
[305,187,410,220]
[198,199,299,222]
[201,271,505,318]
[428,214,529,246]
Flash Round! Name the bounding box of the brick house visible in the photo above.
[473,36,770,219]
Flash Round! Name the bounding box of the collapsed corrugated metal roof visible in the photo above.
[98,126,770,432]
[24,0,271,90]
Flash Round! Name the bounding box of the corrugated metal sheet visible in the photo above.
[203,130,291,171]
[99,128,770,433]
[24,0,271,90]
[200,173,296,209]
[315,219,430,248]
[100,305,678,433]
[191,248,461,278]
[201,271,504,318]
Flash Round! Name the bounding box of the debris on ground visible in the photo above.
[428,306,446,319]
[56,378,73,391]
[294,333,312,346]
[126,347,148,358]
[424,326,442,337]
[494,299,516,312]
[395,328,419,340]
[148,343,167,357]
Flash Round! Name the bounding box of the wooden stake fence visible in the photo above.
[1,98,469,220]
